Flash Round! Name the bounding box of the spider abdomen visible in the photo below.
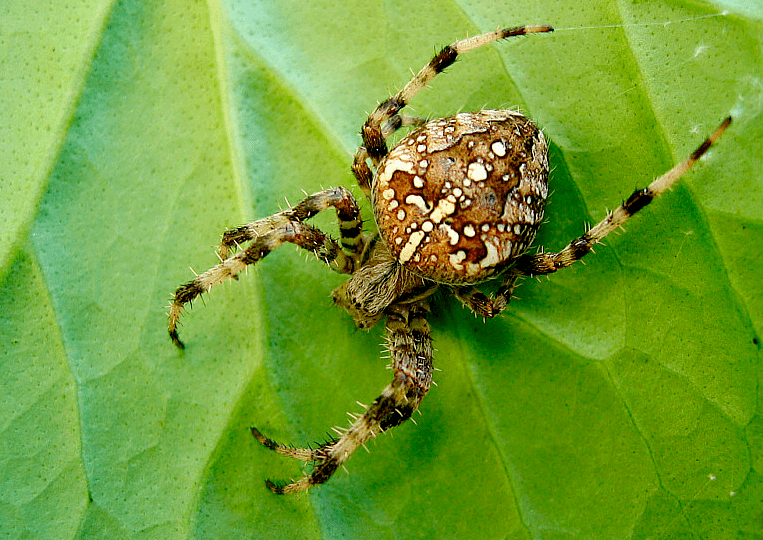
[372,109,549,285]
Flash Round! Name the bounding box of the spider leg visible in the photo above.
[256,300,433,494]
[384,114,428,134]
[351,147,374,196]
[451,116,731,317]
[355,25,554,171]
[169,188,364,349]
[453,273,521,318]
[513,116,732,278]
[218,186,365,259]
[352,115,427,197]
[250,427,328,462]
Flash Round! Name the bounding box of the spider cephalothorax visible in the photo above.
[168,24,730,494]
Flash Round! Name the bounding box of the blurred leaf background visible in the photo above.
[1,0,762,538]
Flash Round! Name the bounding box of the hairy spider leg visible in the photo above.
[452,276,520,318]
[250,427,327,462]
[514,116,732,276]
[351,25,554,192]
[253,301,433,494]
[452,116,732,318]
[168,187,363,348]
[218,186,364,258]
[352,115,427,197]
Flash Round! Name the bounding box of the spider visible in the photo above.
[168,25,731,494]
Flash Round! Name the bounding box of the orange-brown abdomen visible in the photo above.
[372,110,549,284]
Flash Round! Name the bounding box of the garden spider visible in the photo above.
[168,25,731,494]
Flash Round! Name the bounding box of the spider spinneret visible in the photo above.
[167,24,731,494]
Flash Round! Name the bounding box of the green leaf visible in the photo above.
[1,0,761,539]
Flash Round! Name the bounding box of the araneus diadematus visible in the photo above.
[168,25,731,494]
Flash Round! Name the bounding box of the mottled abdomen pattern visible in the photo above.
[372,110,549,284]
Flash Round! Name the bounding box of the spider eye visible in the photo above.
[372,110,550,285]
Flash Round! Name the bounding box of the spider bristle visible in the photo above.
[356,401,369,410]
[361,442,370,453]
[341,464,350,475]
[431,380,438,387]
[331,426,347,436]
[409,417,418,425]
